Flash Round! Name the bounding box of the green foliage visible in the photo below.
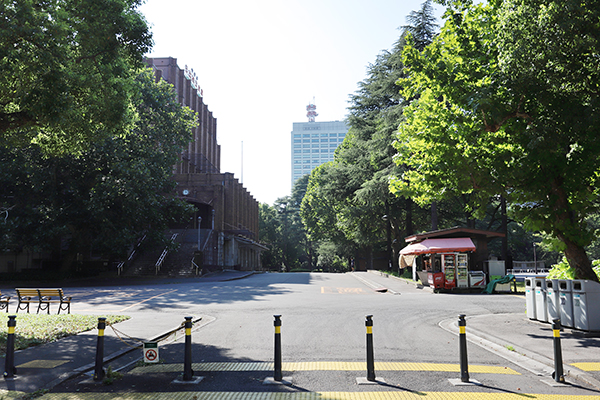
[259,176,311,271]
[0,69,197,267]
[301,1,440,269]
[392,0,600,280]
[0,314,130,356]
[0,0,152,152]
[103,365,123,385]
[548,258,600,280]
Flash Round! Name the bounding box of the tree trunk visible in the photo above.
[561,235,598,282]
[550,179,598,282]
[405,198,414,236]
[431,201,438,231]
[501,196,508,262]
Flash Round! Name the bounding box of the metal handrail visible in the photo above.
[192,259,200,275]
[155,233,178,275]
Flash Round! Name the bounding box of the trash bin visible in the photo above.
[573,280,600,331]
[546,279,560,322]
[525,277,537,320]
[558,279,574,328]
[535,278,548,322]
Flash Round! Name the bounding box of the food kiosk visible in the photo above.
[400,238,483,291]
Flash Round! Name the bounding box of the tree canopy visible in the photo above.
[0,0,152,152]
[0,69,197,270]
[301,1,439,269]
[391,0,600,280]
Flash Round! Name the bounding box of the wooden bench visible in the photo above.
[15,288,71,314]
[0,291,9,312]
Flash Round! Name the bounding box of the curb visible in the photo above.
[439,314,600,391]
[366,269,433,292]
[42,316,210,390]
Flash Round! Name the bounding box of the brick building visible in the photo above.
[146,57,266,271]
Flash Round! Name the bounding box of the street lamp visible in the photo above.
[382,214,392,272]
[197,216,202,251]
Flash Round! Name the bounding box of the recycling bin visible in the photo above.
[525,277,537,320]
[558,279,574,328]
[535,278,548,322]
[573,280,600,331]
[546,279,561,321]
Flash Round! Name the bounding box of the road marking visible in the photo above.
[321,287,369,294]
[16,359,70,369]
[37,391,597,399]
[130,361,519,375]
[571,362,600,371]
[117,289,179,312]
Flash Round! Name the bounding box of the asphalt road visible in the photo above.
[40,271,600,397]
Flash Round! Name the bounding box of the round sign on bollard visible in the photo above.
[143,342,159,363]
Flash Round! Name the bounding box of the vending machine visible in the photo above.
[442,254,456,290]
[456,254,469,288]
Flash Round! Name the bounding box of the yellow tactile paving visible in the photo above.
[38,391,600,399]
[130,361,519,375]
[571,362,600,371]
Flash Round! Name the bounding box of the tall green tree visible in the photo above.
[391,0,600,281]
[259,176,311,271]
[0,0,152,151]
[302,1,439,269]
[0,69,197,270]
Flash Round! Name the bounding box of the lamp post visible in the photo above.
[197,216,202,251]
[382,213,392,272]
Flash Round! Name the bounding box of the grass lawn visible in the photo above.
[0,314,130,357]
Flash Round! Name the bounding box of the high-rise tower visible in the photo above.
[291,102,348,187]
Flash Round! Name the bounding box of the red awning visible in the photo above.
[399,238,476,255]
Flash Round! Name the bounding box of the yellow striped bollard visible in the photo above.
[273,315,282,381]
[93,317,106,381]
[366,315,375,381]
[183,316,194,381]
[3,315,17,379]
[552,318,565,383]
[458,314,469,383]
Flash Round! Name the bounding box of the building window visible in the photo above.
[294,139,301,143]
[329,133,337,137]
[294,150,301,153]
[303,134,310,138]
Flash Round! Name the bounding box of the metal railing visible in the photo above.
[155,233,178,275]
[116,234,147,276]
[192,259,200,275]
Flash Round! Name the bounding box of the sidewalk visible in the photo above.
[363,270,600,390]
[0,270,254,395]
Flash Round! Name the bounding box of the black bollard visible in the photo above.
[552,318,565,383]
[93,317,106,381]
[4,315,17,379]
[366,315,376,381]
[183,316,194,381]
[458,314,470,383]
[273,315,282,381]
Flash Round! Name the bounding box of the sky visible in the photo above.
[138,0,445,206]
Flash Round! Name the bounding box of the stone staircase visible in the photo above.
[122,230,198,277]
